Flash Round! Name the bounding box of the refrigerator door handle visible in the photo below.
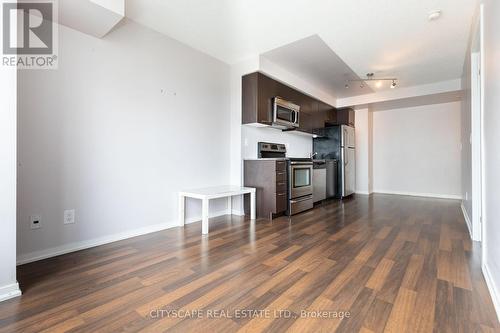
[341,148,346,197]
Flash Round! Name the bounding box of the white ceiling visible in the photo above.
[125,0,477,95]
[58,0,124,38]
[261,35,374,99]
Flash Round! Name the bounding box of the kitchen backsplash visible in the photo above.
[242,125,313,159]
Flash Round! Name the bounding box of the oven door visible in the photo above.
[289,162,313,199]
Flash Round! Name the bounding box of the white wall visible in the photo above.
[17,19,231,263]
[355,107,373,194]
[372,101,462,198]
[481,0,500,318]
[0,65,21,300]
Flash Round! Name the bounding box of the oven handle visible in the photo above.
[290,196,313,203]
[290,162,313,166]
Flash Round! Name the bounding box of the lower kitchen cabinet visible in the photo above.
[244,159,287,219]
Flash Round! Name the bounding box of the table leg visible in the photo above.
[250,190,256,220]
[227,196,232,216]
[202,198,209,234]
[179,194,185,226]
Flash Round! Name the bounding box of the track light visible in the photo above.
[347,73,398,90]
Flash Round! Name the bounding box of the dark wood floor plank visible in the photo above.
[0,194,497,332]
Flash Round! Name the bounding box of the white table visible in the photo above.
[179,186,256,234]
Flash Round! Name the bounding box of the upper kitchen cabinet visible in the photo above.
[242,72,275,125]
[311,101,336,136]
[275,79,302,104]
[298,111,313,133]
[296,95,319,134]
[242,72,305,126]
[241,71,337,133]
[335,108,355,127]
[320,101,337,126]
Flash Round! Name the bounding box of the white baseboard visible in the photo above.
[17,210,237,265]
[482,262,500,322]
[461,203,473,239]
[373,190,462,200]
[17,221,176,265]
[0,282,21,302]
[231,209,245,216]
[355,191,372,196]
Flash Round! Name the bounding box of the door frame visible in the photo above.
[470,5,485,243]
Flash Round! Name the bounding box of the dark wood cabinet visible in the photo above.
[336,108,355,127]
[320,101,337,125]
[311,101,327,129]
[242,71,339,133]
[242,72,275,125]
[244,159,287,219]
[310,101,336,136]
[296,96,314,133]
[298,111,313,133]
[275,81,300,104]
[242,72,307,126]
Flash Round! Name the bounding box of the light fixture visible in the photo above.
[345,73,398,89]
[428,10,442,21]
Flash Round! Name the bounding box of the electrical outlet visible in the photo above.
[64,209,75,224]
[30,215,41,229]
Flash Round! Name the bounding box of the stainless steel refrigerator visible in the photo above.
[312,125,356,198]
[340,125,356,197]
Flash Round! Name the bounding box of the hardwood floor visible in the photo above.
[0,194,498,332]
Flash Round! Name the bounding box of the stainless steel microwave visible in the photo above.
[272,97,300,129]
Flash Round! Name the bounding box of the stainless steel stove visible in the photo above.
[258,142,314,216]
